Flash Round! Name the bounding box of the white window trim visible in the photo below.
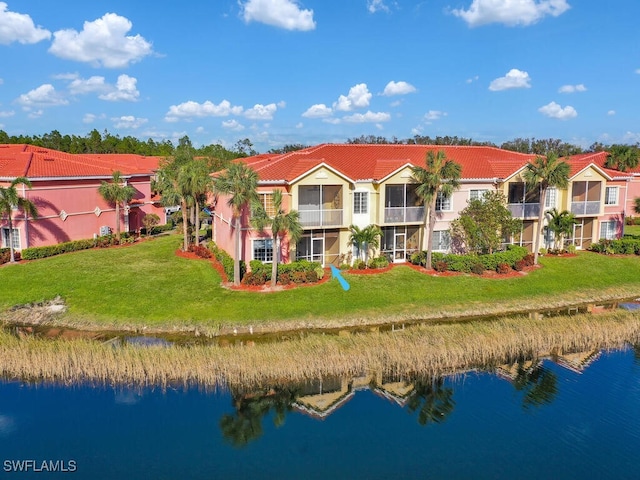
[435,191,452,212]
[545,187,557,209]
[432,230,451,252]
[353,191,368,215]
[469,189,488,201]
[1,227,20,250]
[604,186,619,206]
[599,220,617,240]
[252,238,273,263]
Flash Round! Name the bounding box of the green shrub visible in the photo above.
[514,259,526,271]
[0,248,20,264]
[353,259,367,270]
[305,270,318,283]
[410,251,426,266]
[208,243,245,281]
[471,263,485,275]
[278,272,291,285]
[249,260,271,280]
[241,271,266,286]
[314,266,325,280]
[21,238,97,260]
[367,256,389,269]
[590,238,640,256]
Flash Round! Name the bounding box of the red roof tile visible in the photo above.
[245,144,538,183]
[0,145,161,179]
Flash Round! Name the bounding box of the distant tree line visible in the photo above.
[1,129,638,167]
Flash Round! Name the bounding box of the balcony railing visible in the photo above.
[571,201,600,216]
[384,206,425,224]
[508,203,540,219]
[299,208,343,227]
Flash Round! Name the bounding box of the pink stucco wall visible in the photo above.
[1,175,164,250]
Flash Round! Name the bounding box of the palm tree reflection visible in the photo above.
[513,362,558,409]
[406,377,455,426]
[220,386,298,448]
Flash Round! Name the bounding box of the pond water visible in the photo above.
[1,347,640,479]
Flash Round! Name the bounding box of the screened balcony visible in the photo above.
[384,184,425,224]
[298,185,344,228]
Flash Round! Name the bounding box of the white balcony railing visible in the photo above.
[299,208,343,227]
[384,206,425,223]
[571,201,600,216]
[508,203,540,218]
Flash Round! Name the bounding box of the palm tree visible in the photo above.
[522,153,570,264]
[180,159,213,247]
[214,162,259,285]
[605,144,639,172]
[411,150,462,270]
[348,224,382,264]
[98,171,136,242]
[252,189,303,288]
[546,208,577,251]
[0,177,38,263]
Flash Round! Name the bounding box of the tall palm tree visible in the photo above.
[181,159,213,247]
[252,189,303,287]
[522,153,570,264]
[0,177,38,263]
[98,171,136,242]
[546,208,577,251]
[348,224,382,264]
[411,150,462,270]
[155,150,203,252]
[214,162,259,285]
[605,144,639,172]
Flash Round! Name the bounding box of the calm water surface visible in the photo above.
[1,348,640,479]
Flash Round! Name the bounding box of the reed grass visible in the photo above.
[1,310,639,389]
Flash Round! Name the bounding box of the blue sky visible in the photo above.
[0,1,638,152]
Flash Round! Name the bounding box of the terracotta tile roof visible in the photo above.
[245,144,539,183]
[0,144,161,179]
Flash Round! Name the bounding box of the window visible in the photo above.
[353,191,368,214]
[469,189,488,201]
[605,187,618,206]
[435,191,451,211]
[545,187,557,208]
[256,193,276,217]
[599,220,617,240]
[1,228,20,250]
[252,238,273,262]
[432,230,451,251]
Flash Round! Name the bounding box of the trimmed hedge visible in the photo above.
[409,245,529,273]
[0,248,20,264]
[21,237,113,260]
[590,238,640,255]
[208,243,245,281]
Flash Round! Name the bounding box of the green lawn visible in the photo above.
[1,234,640,330]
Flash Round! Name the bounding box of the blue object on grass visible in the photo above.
[330,264,350,291]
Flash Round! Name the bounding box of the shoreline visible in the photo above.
[1,288,639,338]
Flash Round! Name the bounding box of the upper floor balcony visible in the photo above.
[297,184,344,229]
[384,206,424,224]
[299,208,343,227]
[571,201,600,216]
[508,203,541,219]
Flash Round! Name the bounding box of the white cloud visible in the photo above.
[333,83,372,112]
[322,117,342,125]
[489,69,531,91]
[0,78,3,85]
[342,111,391,123]
[240,0,315,31]
[382,81,416,96]
[112,115,147,129]
[295,122,303,128]
[0,3,50,45]
[222,119,245,131]
[244,103,277,120]
[49,13,153,68]
[195,126,205,134]
[98,75,139,102]
[368,0,390,13]
[558,84,586,93]
[636,69,640,74]
[28,109,44,119]
[68,76,108,95]
[466,75,479,84]
[165,99,243,122]
[0,110,14,118]
[424,110,447,121]
[607,110,616,116]
[302,103,332,118]
[52,72,79,81]
[452,0,570,27]
[623,132,640,143]
[277,100,286,108]
[538,101,577,120]
[16,84,68,107]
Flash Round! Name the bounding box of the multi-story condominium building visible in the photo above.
[0,144,164,251]
[211,144,631,267]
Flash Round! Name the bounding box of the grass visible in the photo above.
[625,224,640,236]
[2,233,640,332]
[1,309,639,389]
